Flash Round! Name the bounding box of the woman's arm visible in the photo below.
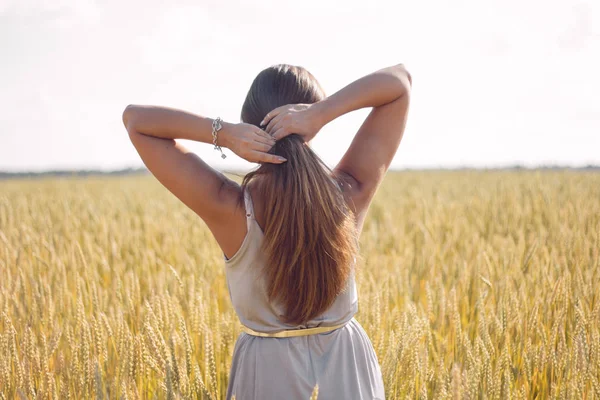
[121,105,281,254]
[319,64,412,220]
[316,63,411,165]
[313,64,411,128]
[122,105,284,163]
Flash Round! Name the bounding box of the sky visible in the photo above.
[0,0,598,172]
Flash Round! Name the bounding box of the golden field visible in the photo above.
[1,170,599,399]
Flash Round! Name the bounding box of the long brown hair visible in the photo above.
[240,64,358,325]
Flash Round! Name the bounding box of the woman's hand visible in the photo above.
[221,122,287,164]
[261,103,325,142]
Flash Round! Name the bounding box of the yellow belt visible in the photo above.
[241,322,347,338]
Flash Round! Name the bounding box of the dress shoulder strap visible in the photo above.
[243,188,255,230]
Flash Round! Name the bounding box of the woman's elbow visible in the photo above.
[122,104,139,131]
[391,64,412,92]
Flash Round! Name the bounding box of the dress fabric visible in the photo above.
[223,188,385,400]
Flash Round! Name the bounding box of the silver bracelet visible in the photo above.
[211,117,227,159]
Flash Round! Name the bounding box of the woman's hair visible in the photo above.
[240,64,358,325]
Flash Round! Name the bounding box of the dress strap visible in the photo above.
[243,188,255,230]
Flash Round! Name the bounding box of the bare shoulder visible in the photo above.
[208,177,249,260]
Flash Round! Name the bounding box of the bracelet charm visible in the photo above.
[212,117,227,159]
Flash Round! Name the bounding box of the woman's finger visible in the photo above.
[249,150,287,164]
[268,119,283,136]
[251,141,273,152]
[272,127,290,141]
[253,135,275,147]
[265,113,285,133]
[261,106,285,127]
[254,129,275,143]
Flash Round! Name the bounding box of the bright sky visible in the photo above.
[1,0,598,172]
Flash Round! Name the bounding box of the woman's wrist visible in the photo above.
[311,99,336,129]
[217,120,235,149]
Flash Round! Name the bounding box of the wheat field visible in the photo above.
[0,171,599,399]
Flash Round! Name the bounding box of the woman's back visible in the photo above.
[224,187,384,400]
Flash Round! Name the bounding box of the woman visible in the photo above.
[122,63,411,400]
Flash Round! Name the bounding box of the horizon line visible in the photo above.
[1,164,599,180]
